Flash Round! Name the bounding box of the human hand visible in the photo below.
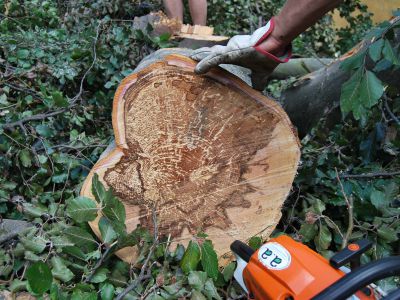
[190,18,291,91]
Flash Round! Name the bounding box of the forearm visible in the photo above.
[260,0,343,54]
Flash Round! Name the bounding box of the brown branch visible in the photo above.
[116,208,159,300]
[341,170,400,179]
[383,95,400,126]
[2,106,73,130]
[70,21,102,104]
[336,168,354,249]
[84,243,115,283]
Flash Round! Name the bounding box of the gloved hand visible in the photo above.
[190,18,291,91]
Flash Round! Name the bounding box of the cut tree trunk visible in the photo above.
[80,51,300,263]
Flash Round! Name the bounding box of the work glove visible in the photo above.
[190,18,291,91]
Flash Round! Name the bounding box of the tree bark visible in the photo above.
[281,17,400,137]
[80,51,300,262]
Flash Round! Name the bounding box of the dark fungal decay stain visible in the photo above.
[104,67,278,238]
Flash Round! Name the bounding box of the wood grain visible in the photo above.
[80,54,300,263]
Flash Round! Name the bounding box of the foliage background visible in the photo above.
[0,0,399,298]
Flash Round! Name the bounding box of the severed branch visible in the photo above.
[336,168,354,250]
[116,208,159,300]
[383,95,400,126]
[70,21,102,104]
[84,242,116,283]
[341,170,400,179]
[2,106,73,131]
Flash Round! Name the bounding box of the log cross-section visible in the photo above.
[80,53,300,262]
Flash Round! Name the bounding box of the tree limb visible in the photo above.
[336,168,354,250]
[84,243,116,283]
[2,106,74,130]
[383,95,400,126]
[116,208,159,300]
[341,170,400,179]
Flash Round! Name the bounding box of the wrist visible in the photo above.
[258,16,291,56]
[257,35,287,56]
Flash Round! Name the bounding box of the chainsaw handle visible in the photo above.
[312,256,400,300]
[230,240,255,263]
[385,288,400,300]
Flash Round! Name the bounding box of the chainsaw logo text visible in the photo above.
[258,242,291,270]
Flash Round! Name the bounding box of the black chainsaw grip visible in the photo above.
[230,240,255,263]
[312,256,400,300]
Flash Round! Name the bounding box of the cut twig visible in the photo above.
[70,21,102,104]
[116,208,159,300]
[2,106,73,130]
[336,168,354,249]
[84,242,116,283]
[341,170,400,179]
[383,95,400,126]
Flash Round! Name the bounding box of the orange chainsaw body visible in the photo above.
[242,235,375,300]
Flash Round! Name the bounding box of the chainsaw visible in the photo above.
[231,235,400,300]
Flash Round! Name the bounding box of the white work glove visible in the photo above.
[190,18,291,91]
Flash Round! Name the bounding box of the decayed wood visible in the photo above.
[80,54,300,262]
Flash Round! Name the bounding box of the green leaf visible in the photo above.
[222,262,235,282]
[52,91,69,107]
[66,196,98,223]
[377,226,398,242]
[101,283,115,300]
[104,81,115,89]
[117,227,150,249]
[90,267,109,283]
[340,69,363,116]
[20,236,47,254]
[188,271,207,291]
[180,240,201,274]
[52,173,68,184]
[102,189,126,234]
[51,256,74,282]
[373,59,392,72]
[62,246,86,261]
[64,226,97,250]
[35,124,55,138]
[17,49,30,59]
[312,198,326,214]
[71,290,97,300]
[382,39,400,65]
[359,70,384,109]
[191,290,207,300]
[340,50,366,71]
[314,225,332,251]
[92,173,106,203]
[0,94,8,105]
[340,69,384,120]
[9,280,27,293]
[248,236,262,250]
[370,189,386,209]
[51,236,75,248]
[368,39,384,62]
[163,281,186,296]
[299,224,318,242]
[26,262,53,294]
[203,278,222,300]
[99,217,117,243]
[200,240,219,281]
[19,149,32,168]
